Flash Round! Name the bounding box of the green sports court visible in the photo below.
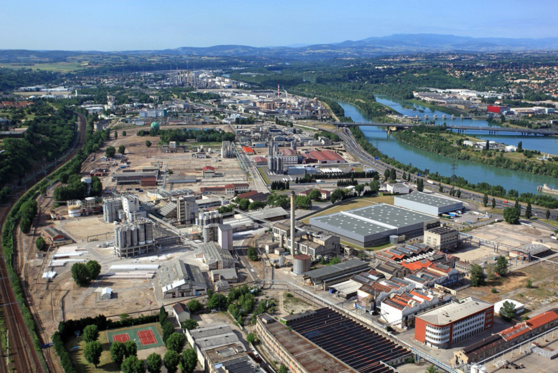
[106,323,164,350]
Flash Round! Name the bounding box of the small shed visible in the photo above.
[101,287,113,300]
[172,303,191,324]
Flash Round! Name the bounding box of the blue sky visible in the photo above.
[1,0,557,51]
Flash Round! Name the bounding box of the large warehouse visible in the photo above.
[394,191,463,216]
[309,204,439,247]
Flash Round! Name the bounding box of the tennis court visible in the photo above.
[107,323,164,350]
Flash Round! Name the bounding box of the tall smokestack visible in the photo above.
[290,191,295,255]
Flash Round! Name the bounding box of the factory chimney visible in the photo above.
[290,191,296,255]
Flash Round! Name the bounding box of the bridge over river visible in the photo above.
[332,121,558,136]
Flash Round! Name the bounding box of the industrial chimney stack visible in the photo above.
[290,191,296,255]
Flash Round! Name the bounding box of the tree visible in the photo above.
[84,341,102,367]
[369,180,380,194]
[124,340,137,357]
[390,168,396,181]
[503,207,520,224]
[110,341,126,366]
[547,209,551,220]
[114,131,118,139]
[417,178,424,192]
[237,198,250,211]
[456,189,461,198]
[35,237,46,251]
[294,195,312,210]
[182,319,198,331]
[86,260,101,281]
[470,264,485,287]
[495,256,508,277]
[439,184,443,193]
[187,299,203,313]
[483,193,488,207]
[71,262,90,286]
[181,349,198,373]
[278,364,288,373]
[517,141,523,150]
[355,184,365,196]
[384,168,391,180]
[308,189,321,201]
[330,189,346,204]
[159,306,167,323]
[162,321,175,342]
[525,202,532,219]
[426,365,438,373]
[499,301,517,322]
[122,131,127,136]
[247,247,259,261]
[492,198,496,209]
[246,333,256,345]
[118,145,126,155]
[163,350,180,373]
[145,140,152,148]
[105,146,116,158]
[165,332,186,353]
[83,324,99,343]
[146,353,162,373]
[485,140,490,150]
[248,201,266,210]
[121,355,145,373]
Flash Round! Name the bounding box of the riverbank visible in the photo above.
[392,127,558,179]
[407,98,464,116]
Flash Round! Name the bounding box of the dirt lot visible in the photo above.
[460,259,558,315]
[85,127,249,196]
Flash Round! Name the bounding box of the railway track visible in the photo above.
[0,112,87,372]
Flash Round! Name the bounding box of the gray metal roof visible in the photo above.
[159,259,207,292]
[395,191,462,208]
[418,297,493,326]
[310,203,436,239]
[303,259,369,281]
[198,242,237,268]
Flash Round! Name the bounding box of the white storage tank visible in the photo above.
[81,177,92,184]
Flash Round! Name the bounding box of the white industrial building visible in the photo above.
[218,224,233,251]
[380,289,445,329]
[185,324,245,370]
[159,259,208,298]
[386,183,410,194]
[394,191,463,216]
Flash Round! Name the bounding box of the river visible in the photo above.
[339,100,558,195]
[375,97,558,156]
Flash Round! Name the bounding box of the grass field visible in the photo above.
[302,194,394,224]
[257,167,270,184]
[67,331,118,373]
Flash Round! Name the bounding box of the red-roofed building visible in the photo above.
[307,150,347,164]
[237,191,258,199]
[402,259,432,272]
[242,146,255,155]
[202,166,216,178]
[454,309,558,365]
[253,156,267,165]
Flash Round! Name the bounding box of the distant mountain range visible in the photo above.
[3,34,558,62]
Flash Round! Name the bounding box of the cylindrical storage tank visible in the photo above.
[131,226,138,246]
[145,222,153,243]
[479,367,487,373]
[293,254,311,275]
[203,227,210,243]
[279,255,285,267]
[471,364,479,373]
[125,226,131,247]
[138,222,146,244]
